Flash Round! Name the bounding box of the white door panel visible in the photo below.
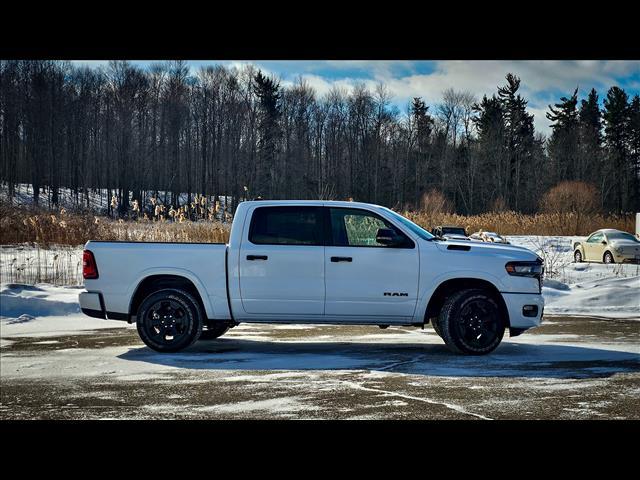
[239,244,325,315]
[325,246,419,317]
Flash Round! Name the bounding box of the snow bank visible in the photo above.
[0,283,130,337]
[543,276,640,319]
[507,236,640,320]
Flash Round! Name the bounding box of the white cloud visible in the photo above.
[280,61,640,135]
[72,59,639,136]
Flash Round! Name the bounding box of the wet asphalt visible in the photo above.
[1,316,639,419]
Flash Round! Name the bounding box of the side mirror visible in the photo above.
[376,228,401,246]
[601,240,607,245]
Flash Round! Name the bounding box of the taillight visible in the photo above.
[83,250,99,279]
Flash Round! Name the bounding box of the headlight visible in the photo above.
[505,260,544,277]
[614,246,623,254]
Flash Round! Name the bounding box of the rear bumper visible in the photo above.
[501,292,545,330]
[79,291,105,319]
[79,291,128,321]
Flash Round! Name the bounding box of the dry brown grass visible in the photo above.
[402,210,635,236]
[0,202,230,246]
[1,201,635,247]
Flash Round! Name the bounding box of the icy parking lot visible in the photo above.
[1,284,639,420]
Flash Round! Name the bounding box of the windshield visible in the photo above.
[442,227,466,236]
[607,232,639,242]
[382,208,434,241]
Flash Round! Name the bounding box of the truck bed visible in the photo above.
[83,241,230,321]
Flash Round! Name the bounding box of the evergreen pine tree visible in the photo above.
[628,95,640,210]
[473,94,506,210]
[578,88,602,188]
[546,87,579,183]
[253,71,282,198]
[602,86,630,213]
[497,74,535,211]
[410,97,434,206]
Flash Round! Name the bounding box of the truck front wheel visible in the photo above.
[436,289,505,355]
[136,288,203,353]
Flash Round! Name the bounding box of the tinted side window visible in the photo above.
[249,207,323,246]
[587,232,603,243]
[329,208,413,248]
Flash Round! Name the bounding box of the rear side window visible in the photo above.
[249,206,323,246]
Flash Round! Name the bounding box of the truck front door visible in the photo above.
[324,207,419,319]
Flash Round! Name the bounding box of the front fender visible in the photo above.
[413,270,506,323]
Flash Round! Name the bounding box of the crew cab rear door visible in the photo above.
[239,205,325,315]
[324,207,419,319]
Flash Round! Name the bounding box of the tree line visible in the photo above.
[1,60,638,215]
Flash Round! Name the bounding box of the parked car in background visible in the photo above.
[573,229,640,264]
[470,231,510,244]
[431,225,469,240]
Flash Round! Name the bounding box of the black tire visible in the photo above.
[603,251,614,264]
[438,289,506,355]
[431,317,442,337]
[574,249,583,263]
[199,322,230,340]
[136,288,203,352]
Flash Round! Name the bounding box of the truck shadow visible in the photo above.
[118,339,640,379]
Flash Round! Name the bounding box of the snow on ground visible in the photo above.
[506,235,640,319]
[0,244,83,286]
[0,283,132,337]
[0,182,233,214]
[1,283,638,419]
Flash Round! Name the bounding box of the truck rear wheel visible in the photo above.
[136,288,203,353]
[437,289,505,355]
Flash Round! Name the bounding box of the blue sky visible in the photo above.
[72,60,640,136]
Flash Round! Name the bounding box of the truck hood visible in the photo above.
[433,239,540,261]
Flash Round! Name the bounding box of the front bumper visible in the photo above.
[613,251,640,264]
[502,292,545,329]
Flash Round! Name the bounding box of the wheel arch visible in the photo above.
[129,274,210,322]
[424,278,510,328]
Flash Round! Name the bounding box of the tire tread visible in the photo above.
[136,288,203,352]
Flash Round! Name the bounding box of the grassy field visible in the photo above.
[0,201,636,287]
[402,210,635,236]
[1,201,635,247]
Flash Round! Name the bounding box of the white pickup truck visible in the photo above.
[79,200,544,355]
